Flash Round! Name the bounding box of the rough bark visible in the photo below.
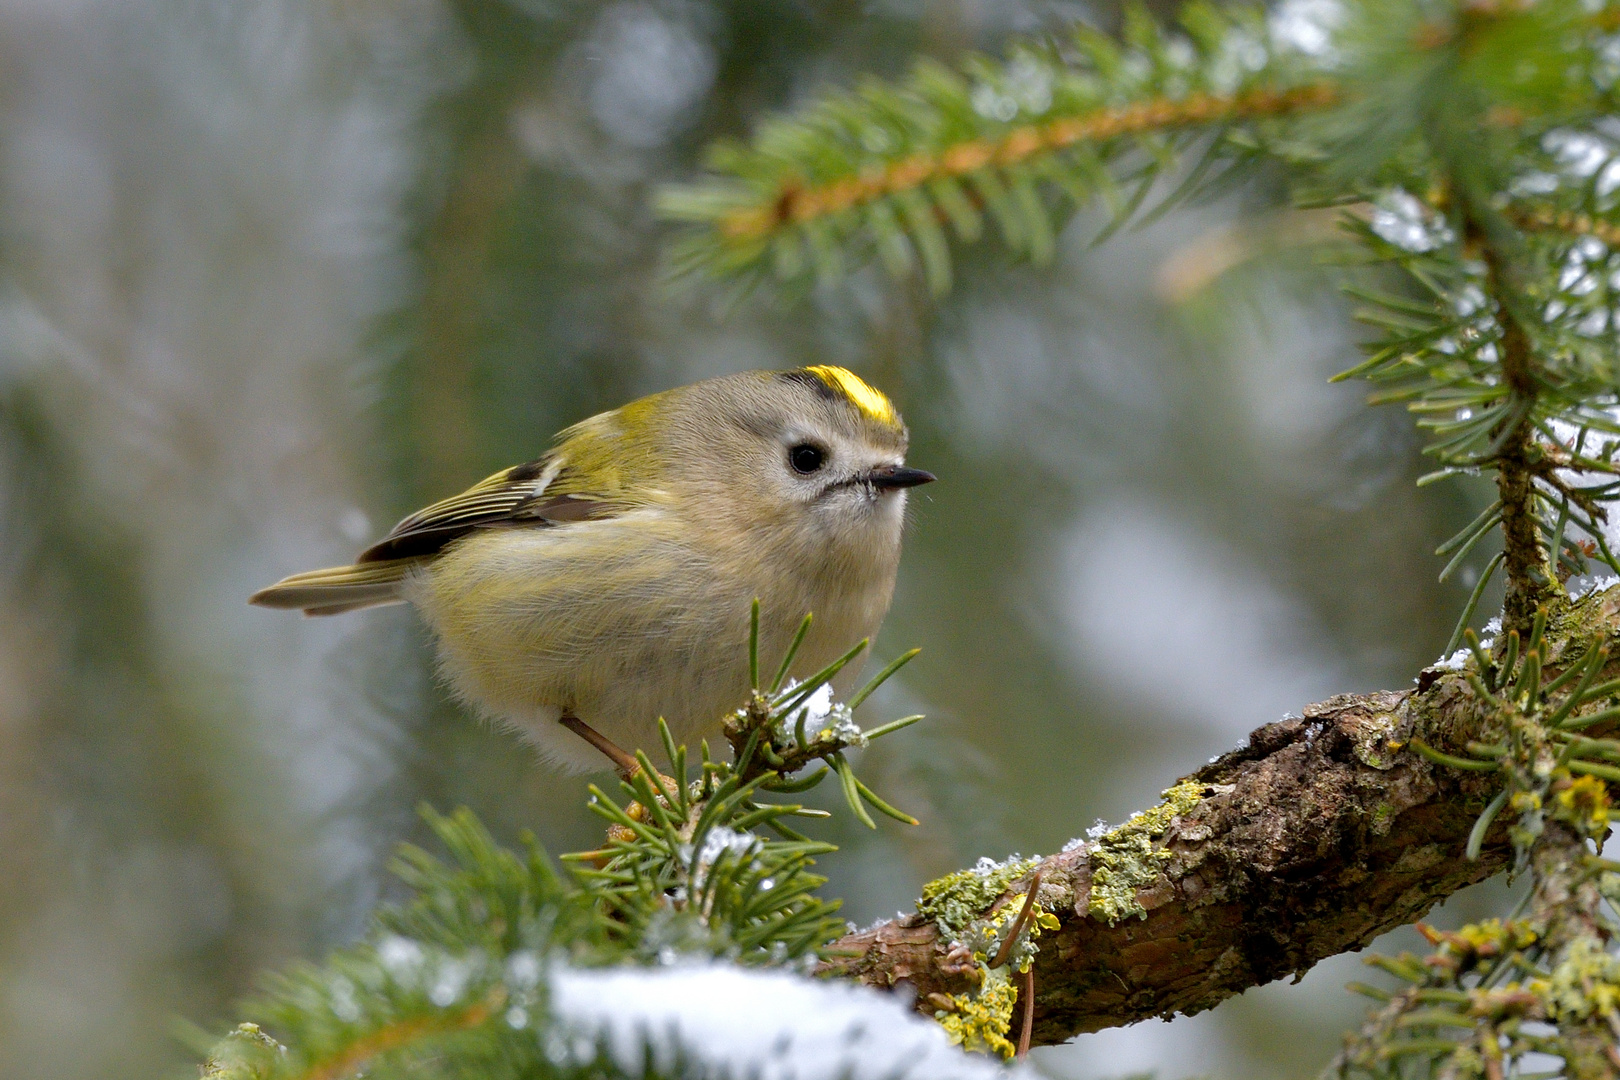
[1528,819,1620,1080]
[819,589,1620,1048]
[1471,209,1555,639]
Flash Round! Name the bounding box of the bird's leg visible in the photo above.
[559,713,641,779]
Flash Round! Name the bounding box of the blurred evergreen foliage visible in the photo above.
[189,0,1620,1076]
[2,0,1573,1077]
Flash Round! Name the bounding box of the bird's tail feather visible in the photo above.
[249,559,417,616]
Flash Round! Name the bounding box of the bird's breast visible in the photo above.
[405,506,902,766]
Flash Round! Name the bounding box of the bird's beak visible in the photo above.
[865,464,937,490]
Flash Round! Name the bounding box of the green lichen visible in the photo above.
[1350,713,1402,770]
[918,859,1058,1056]
[1545,583,1620,665]
[918,854,1038,938]
[1088,780,1205,925]
[1453,918,1537,955]
[1541,937,1620,1022]
[1599,871,1620,911]
[957,886,1062,974]
[1552,773,1611,837]
[935,965,1019,1059]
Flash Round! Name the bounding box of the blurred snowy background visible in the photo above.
[0,1,1510,1077]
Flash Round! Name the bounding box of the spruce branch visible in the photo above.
[818,585,1620,1051]
[1468,210,1559,637]
[705,82,1336,243]
[1327,613,1620,1078]
[205,620,933,1078]
[291,993,504,1080]
[658,3,1341,293]
[663,0,1620,649]
[660,0,1620,296]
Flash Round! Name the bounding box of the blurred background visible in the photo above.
[0,0,1513,1077]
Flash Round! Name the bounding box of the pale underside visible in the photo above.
[406,507,897,772]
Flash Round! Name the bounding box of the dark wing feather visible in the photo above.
[357,457,612,562]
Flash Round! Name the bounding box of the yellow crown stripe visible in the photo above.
[804,365,899,426]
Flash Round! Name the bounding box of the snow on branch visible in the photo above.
[550,962,1032,1080]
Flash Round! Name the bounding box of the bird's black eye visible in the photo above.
[789,443,826,474]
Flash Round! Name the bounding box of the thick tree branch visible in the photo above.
[819,589,1620,1049]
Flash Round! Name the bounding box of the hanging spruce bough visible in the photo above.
[660,0,1620,633]
[658,2,1336,296]
[198,612,1028,1080]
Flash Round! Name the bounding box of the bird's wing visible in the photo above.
[251,452,624,614]
[357,454,615,562]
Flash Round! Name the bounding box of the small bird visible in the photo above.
[251,366,934,773]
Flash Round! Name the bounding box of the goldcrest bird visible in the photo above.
[250,366,934,774]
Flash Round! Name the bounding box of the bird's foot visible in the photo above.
[559,714,642,779]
